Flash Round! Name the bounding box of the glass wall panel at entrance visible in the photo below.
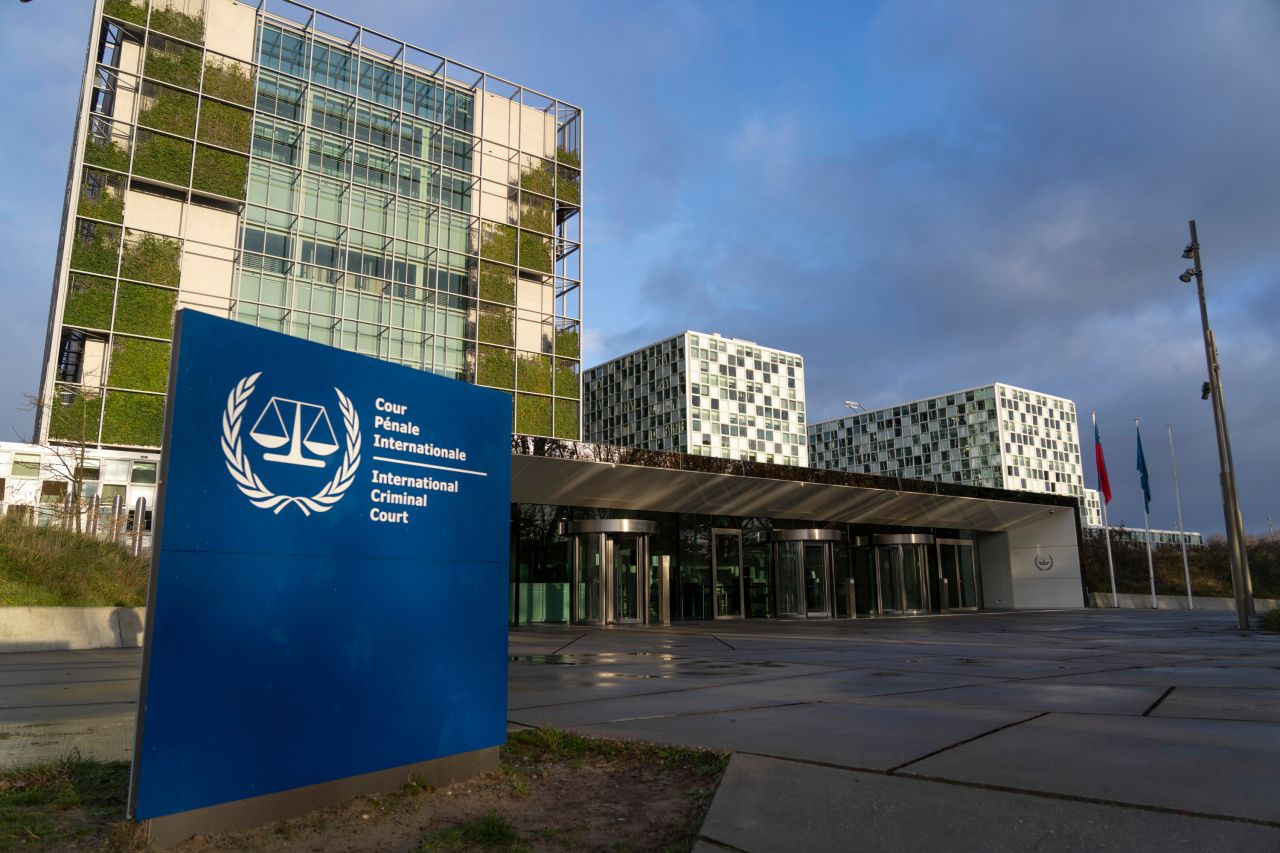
[744,536,772,618]
[576,533,602,623]
[713,530,743,618]
[676,513,711,620]
[509,503,569,625]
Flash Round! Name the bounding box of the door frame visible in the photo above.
[564,519,657,626]
[711,528,745,620]
[935,537,981,611]
[770,529,843,620]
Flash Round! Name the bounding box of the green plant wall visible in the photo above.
[520,194,553,234]
[554,358,579,399]
[70,221,121,276]
[63,276,116,330]
[120,233,181,286]
[203,59,255,106]
[481,222,517,265]
[145,41,201,89]
[109,338,170,393]
[76,176,125,224]
[554,325,580,358]
[516,394,552,436]
[557,165,581,206]
[477,303,514,347]
[48,388,103,444]
[133,132,193,186]
[84,132,131,172]
[479,261,516,305]
[519,231,553,273]
[197,100,252,152]
[137,85,197,136]
[115,283,176,338]
[477,345,515,389]
[103,0,146,26]
[193,145,249,199]
[519,160,555,197]
[149,7,204,43]
[102,391,165,447]
[516,353,552,394]
[554,398,579,440]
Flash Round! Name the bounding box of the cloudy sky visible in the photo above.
[1,0,1276,536]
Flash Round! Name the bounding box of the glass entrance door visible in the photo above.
[571,529,650,625]
[937,539,980,610]
[872,535,934,614]
[712,529,744,619]
[773,537,836,619]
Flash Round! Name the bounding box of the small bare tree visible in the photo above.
[21,389,102,535]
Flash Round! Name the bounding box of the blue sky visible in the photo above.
[1,0,1277,536]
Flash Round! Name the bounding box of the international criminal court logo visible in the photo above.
[221,372,361,515]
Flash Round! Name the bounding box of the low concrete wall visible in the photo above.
[0,607,146,652]
[1089,592,1278,613]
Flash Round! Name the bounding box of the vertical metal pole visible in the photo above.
[1208,333,1254,615]
[132,497,147,557]
[1093,411,1118,607]
[87,494,100,536]
[1137,418,1156,609]
[1167,425,1193,608]
[62,493,74,530]
[110,494,124,543]
[1188,221,1249,629]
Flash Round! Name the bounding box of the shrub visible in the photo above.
[554,398,579,440]
[137,84,197,136]
[70,221,121,276]
[103,0,146,26]
[115,283,176,337]
[1261,608,1280,633]
[101,391,165,447]
[479,261,516,305]
[63,275,116,330]
[192,145,249,199]
[477,345,514,389]
[516,353,552,394]
[84,132,130,172]
[203,58,255,106]
[148,6,204,43]
[197,99,252,152]
[516,393,552,436]
[518,231,553,273]
[132,131,193,186]
[120,232,181,286]
[109,337,170,393]
[478,303,514,347]
[145,40,201,89]
[47,388,103,445]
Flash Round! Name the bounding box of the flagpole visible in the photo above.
[1093,411,1118,607]
[1137,418,1157,609]
[1168,424,1193,609]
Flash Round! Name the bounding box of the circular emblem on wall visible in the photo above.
[221,372,362,516]
[1035,553,1054,572]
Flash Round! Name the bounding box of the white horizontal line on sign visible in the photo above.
[371,455,489,477]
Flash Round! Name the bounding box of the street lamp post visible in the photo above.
[1181,220,1253,629]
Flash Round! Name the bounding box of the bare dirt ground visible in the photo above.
[2,729,727,852]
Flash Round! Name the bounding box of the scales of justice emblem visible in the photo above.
[221,372,362,515]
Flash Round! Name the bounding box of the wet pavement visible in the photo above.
[3,609,1280,850]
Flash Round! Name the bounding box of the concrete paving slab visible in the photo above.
[1151,687,1280,723]
[569,701,1032,771]
[1039,665,1280,690]
[0,666,142,687]
[0,679,139,710]
[0,714,135,768]
[0,700,136,725]
[903,712,1280,823]
[852,681,1168,716]
[700,753,1280,853]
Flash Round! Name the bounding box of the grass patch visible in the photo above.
[504,727,727,776]
[0,517,148,607]
[0,753,132,849]
[419,812,526,851]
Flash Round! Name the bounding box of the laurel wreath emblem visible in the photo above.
[221,372,362,516]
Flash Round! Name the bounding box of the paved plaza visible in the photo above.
[4,609,1280,850]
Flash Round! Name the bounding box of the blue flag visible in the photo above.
[1136,424,1151,514]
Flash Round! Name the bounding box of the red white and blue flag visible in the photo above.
[1094,423,1112,504]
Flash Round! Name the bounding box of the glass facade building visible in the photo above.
[583,331,808,466]
[36,0,583,451]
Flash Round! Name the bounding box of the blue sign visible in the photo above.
[130,310,511,820]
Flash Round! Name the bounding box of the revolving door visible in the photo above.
[772,529,843,619]
[566,519,657,625]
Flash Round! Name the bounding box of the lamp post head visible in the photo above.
[1182,244,1196,260]
[1179,268,1196,283]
